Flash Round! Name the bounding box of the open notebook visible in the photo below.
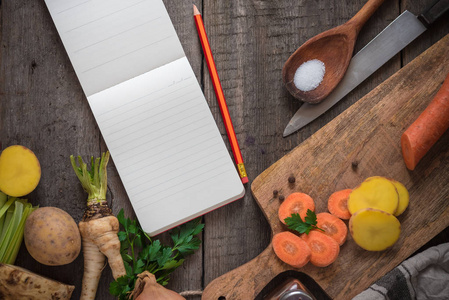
[45,0,245,236]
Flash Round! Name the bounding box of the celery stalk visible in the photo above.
[0,201,23,262]
[0,204,15,241]
[0,195,36,264]
[0,192,7,234]
[4,203,35,264]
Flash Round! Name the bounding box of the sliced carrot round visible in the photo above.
[327,189,352,220]
[316,212,348,246]
[301,231,340,267]
[272,231,311,268]
[278,192,315,225]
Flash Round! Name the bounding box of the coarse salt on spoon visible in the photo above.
[282,0,386,104]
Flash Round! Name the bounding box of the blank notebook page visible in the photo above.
[45,0,245,236]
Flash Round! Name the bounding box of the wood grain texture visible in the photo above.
[202,34,449,300]
[1,0,448,299]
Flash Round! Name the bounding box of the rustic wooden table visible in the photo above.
[1,0,448,299]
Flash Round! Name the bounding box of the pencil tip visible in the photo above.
[193,4,200,15]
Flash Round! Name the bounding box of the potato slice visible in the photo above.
[0,145,41,197]
[347,176,398,215]
[389,179,409,216]
[349,208,401,251]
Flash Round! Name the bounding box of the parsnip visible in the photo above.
[70,152,126,300]
[0,263,74,300]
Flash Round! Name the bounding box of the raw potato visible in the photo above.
[24,207,81,266]
[0,145,41,197]
[347,176,399,215]
[349,208,401,251]
[390,179,409,216]
[0,263,74,300]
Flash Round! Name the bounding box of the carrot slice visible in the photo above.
[272,231,311,268]
[315,212,348,246]
[278,193,315,225]
[401,72,449,170]
[327,189,352,220]
[301,231,340,267]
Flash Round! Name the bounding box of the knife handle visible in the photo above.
[418,0,449,27]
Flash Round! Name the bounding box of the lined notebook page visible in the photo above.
[45,0,245,236]
[45,0,184,96]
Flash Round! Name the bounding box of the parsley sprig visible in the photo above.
[284,209,323,234]
[109,209,204,299]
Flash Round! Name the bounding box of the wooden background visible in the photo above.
[1,0,448,299]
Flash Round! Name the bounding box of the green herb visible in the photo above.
[109,209,204,300]
[284,209,323,234]
[0,191,37,264]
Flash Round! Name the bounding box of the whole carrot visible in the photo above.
[401,72,449,170]
[70,152,126,300]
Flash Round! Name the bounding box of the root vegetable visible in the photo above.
[70,152,126,300]
[327,189,352,220]
[347,176,399,215]
[0,145,41,197]
[272,231,311,268]
[130,271,185,300]
[0,263,74,300]
[278,192,315,225]
[389,179,409,216]
[24,207,81,266]
[315,212,347,246]
[301,230,340,267]
[401,72,449,170]
[349,208,401,251]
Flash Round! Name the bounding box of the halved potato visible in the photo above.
[347,176,398,215]
[349,208,401,251]
[0,145,41,197]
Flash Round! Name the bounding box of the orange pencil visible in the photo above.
[193,5,248,184]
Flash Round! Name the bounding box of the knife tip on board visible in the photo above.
[283,125,296,138]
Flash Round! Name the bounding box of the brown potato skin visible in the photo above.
[24,207,81,266]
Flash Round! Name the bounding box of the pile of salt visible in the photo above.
[293,59,325,92]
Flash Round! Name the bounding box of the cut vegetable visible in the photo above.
[272,231,311,268]
[347,176,399,215]
[389,179,409,216]
[0,145,41,197]
[349,208,401,251]
[315,212,348,246]
[327,189,352,220]
[401,72,449,170]
[279,193,315,225]
[0,263,74,299]
[0,193,36,264]
[301,230,340,267]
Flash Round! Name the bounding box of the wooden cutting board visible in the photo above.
[202,34,449,300]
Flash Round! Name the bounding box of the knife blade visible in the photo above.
[283,0,449,137]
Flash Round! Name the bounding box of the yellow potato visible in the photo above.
[24,207,81,266]
[348,176,399,215]
[389,179,409,216]
[0,145,41,197]
[349,208,401,251]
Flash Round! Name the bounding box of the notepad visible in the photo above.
[45,0,245,236]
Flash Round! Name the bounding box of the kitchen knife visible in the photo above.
[283,0,449,137]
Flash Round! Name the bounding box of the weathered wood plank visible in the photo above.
[201,0,400,290]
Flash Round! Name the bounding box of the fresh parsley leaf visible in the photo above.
[110,209,204,299]
[285,209,322,234]
[304,209,318,226]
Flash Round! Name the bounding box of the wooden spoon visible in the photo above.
[282,0,385,104]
